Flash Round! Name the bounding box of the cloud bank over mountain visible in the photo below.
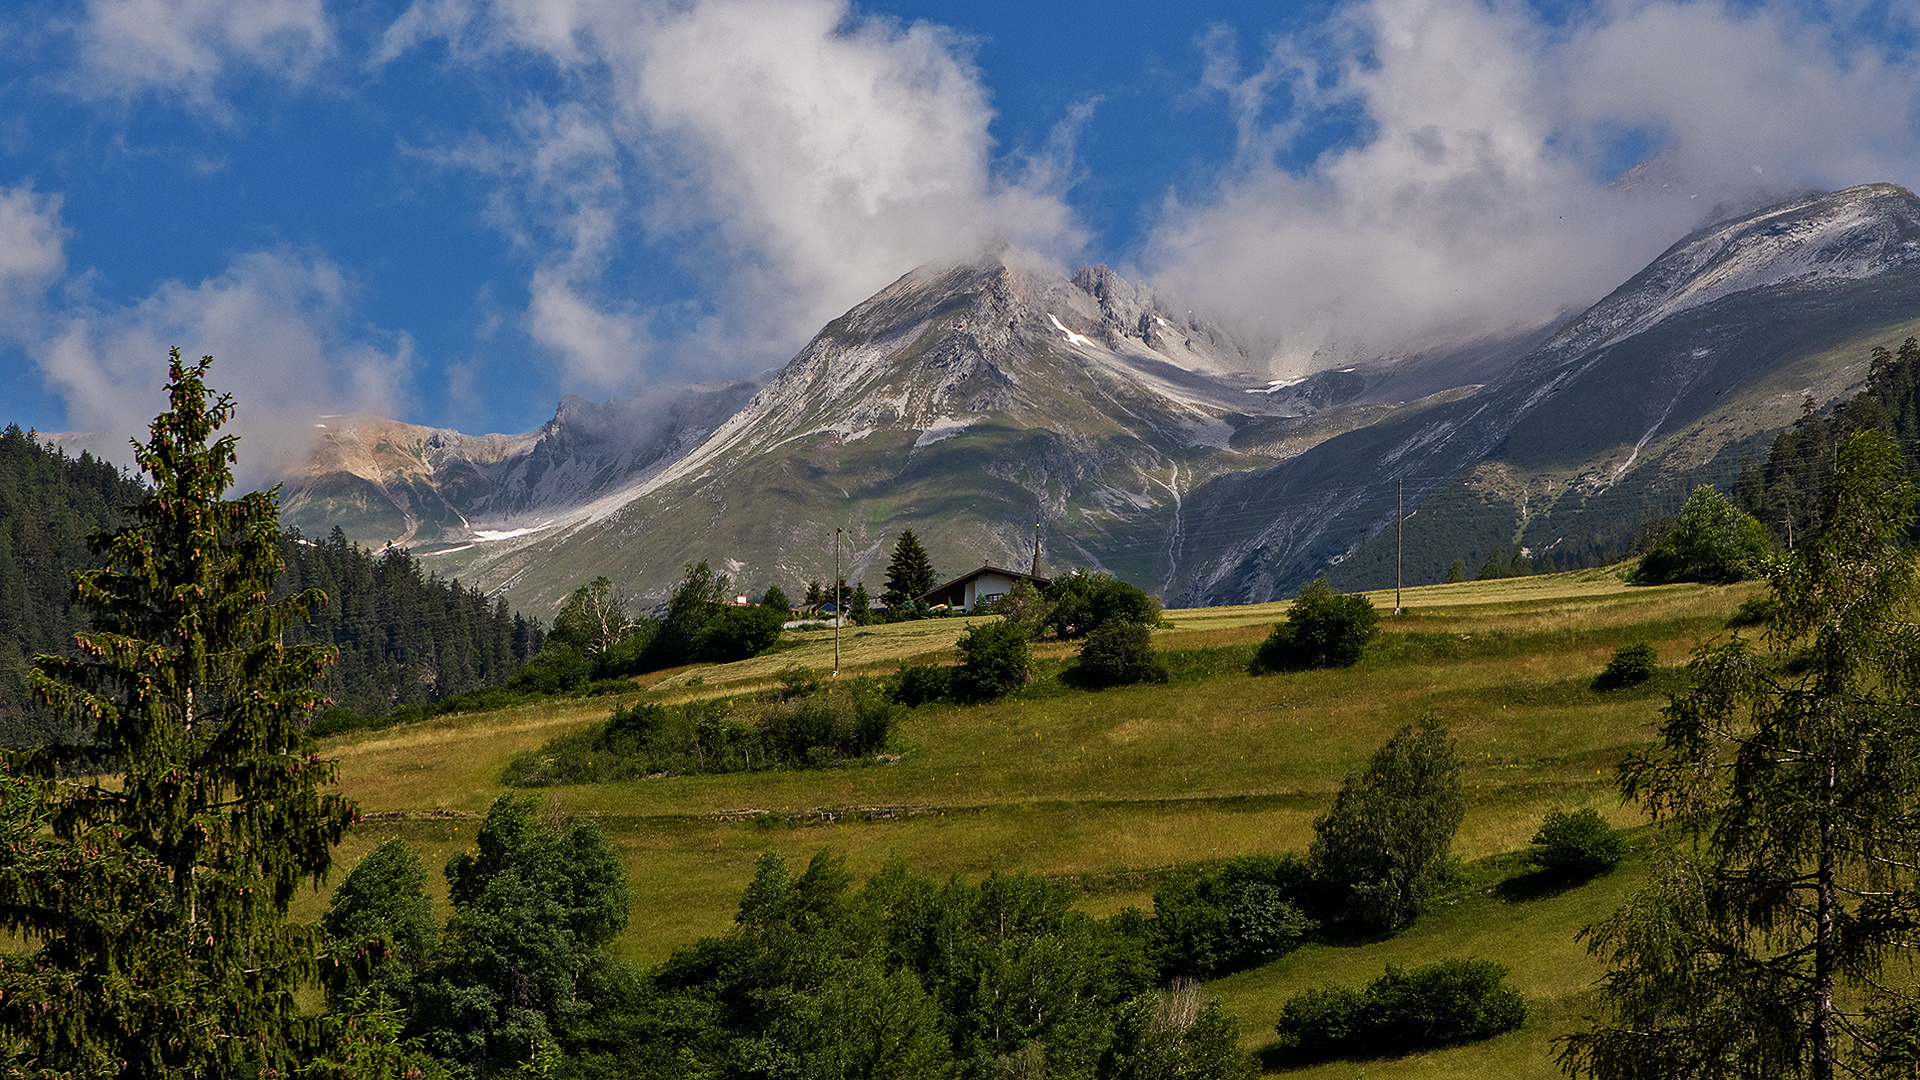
[2,0,1918,449]
[1144,0,1920,374]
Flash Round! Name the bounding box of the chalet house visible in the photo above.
[915,566,1051,612]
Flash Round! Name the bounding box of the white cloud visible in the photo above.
[72,0,334,107]
[1144,0,1920,374]
[386,0,1083,390]
[0,192,412,485]
[0,185,68,336]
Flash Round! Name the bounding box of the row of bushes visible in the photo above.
[502,671,900,785]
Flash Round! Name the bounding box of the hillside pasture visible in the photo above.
[315,570,1756,1073]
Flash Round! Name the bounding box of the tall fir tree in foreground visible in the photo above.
[1561,430,1920,1080]
[2,350,355,1077]
[882,528,936,609]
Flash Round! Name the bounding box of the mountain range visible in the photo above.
[278,183,1920,612]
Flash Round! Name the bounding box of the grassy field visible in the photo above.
[313,567,1756,1076]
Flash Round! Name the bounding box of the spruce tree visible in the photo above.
[6,350,355,1076]
[882,529,936,609]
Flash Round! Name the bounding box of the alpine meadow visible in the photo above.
[9,0,1920,1074]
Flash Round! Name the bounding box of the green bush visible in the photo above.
[1592,642,1658,690]
[1072,621,1169,688]
[1151,855,1315,979]
[1271,958,1527,1063]
[701,604,785,662]
[1255,577,1378,671]
[952,620,1032,701]
[891,662,953,707]
[1309,717,1463,934]
[1633,485,1772,584]
[1528,807,1627,879]
[1042,571,1161,638]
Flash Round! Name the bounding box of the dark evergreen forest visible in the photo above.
[0,426,538,745]
[1736,336,1920,545]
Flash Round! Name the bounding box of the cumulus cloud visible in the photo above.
[71,0,334,107]
[0,185,68,336]
[386,0,1082,392]
[0,189,412,485]
[1145,0,1920,374]
[34,250,412,483]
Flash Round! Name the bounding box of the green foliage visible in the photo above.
[551,576,631,654]
[1564,430,1920,1080]
[418,795,630,1069]
[277,530,537,719]
[323,838,438,1008]
[1072,621,1170,688]
[1309,717,1465,934]
[1592,642,1659,690]
[0,424,146,748]
[1100,982,1252,1080]
[882,529,937,609]
[1736,336,1920,547]
[1270,958,1527,1064]
[761,583,791,612]
[1476,545,1534,581]
[1043,570,1161,639]
[847,583,874,625]
[503,676,899,785]
[1256,577,1379,671]
[1149,855,1315,978]
[993,577,1054,634]
[702,604,786,663]
[10,351,356,1077]
[638,851,1201,1080]
[952,619,1033,701]
[653,560,732,667]
[890,662,954,707]
[1445,559,1467,584]
[1527,808,1627,880]
[1633,486,1772,584]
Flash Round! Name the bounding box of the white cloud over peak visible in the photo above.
[1145,0,1920,374]
[72,0,335,107]
[388,0,1083,393]
[0,189,411,483]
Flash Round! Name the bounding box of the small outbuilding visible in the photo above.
[915,565,1051,613]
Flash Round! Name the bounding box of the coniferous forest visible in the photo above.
[0,425,538,746]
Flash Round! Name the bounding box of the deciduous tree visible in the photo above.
[1308,717,1463,934]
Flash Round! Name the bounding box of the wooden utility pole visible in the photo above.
[1031,514,1043,578]
[833,527,843,676]
[1395,479,1403,616]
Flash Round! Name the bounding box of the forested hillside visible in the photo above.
[0,426,147,745]
[276,530,541,719]
[1735,336,1920,543]
[0,427,538,745]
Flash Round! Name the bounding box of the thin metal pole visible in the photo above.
[833,527,843,676]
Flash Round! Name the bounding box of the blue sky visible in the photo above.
[2,0,1917,479]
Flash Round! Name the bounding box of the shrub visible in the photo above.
[1072,621,1169,688]
[1309,717,1463,934]
[1151,855,1315,979]
[1042,571,1161,638]
[309,706,369,737]
[701,604,785,662]
[952,620,1032,701]
[891,663,953,707]
[1633,485,1772,584]
[1726,593,1775,627]
[1271,958,1527,1063]
[1592,642,1658,690]
[1528,807,1627,879]
[1255,577,1378,671]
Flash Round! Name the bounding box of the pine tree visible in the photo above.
[7,350,355,1076]
[1562,431,1920,1080]
[882,529,936,609]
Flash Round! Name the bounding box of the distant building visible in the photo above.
[915,565,1051,612]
